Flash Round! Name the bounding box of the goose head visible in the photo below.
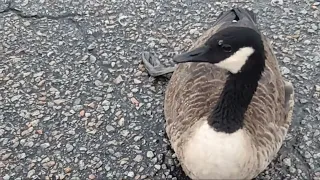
[173,27,266,75]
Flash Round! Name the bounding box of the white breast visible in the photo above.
[183,121,257,179]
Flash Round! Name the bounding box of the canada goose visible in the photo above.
[142,8,295,180]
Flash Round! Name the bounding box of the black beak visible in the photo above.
[173,46,211,64]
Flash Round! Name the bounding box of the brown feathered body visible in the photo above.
[164,20,295,180]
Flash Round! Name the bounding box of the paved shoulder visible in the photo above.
[0,0,319,179]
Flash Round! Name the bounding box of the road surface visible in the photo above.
[1,0,320,179]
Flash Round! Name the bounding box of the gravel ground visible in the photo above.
[0,0,320,179]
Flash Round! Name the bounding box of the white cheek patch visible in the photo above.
[215,47,255,74]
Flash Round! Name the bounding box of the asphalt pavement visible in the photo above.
[1,0,320,179]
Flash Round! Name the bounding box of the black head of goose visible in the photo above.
[173,26,266,134]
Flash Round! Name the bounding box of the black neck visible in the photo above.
[208,67,263,134]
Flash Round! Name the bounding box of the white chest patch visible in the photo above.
[183,122,255,179]
[215,47,255,74]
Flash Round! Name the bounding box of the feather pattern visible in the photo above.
[164,11,295,179]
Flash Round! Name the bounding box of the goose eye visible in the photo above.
[222,44,232,52]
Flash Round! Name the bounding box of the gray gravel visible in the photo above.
[0,0,320,179]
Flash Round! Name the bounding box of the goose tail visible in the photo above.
[214,8,258,32]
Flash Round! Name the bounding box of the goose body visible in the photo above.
[142,8,294,179]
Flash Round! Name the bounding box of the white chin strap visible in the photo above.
[215,47,255,74]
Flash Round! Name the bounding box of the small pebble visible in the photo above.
[114,75,124,84]
[11,95,22,102]
[303,40,311,45]
[64,167,72,173]
[121,130,129,137]
[89,174,96,179]
[3,174,10,180]
[283,158,291,166]
[27,169,35,178]
[90,55,97,63]
[40,143,50,149]
[128,171,135,177]
[280,67,290,74]
[66,144,74,152]
[154,164,161,170]
[118,118,125,126]
[18,153,26,159]
[134,155,143,162]
[94,80,103,86]
[147,151,154,158]
[88,42,97,50]
[159,38,168,44]
[106,125,115,132]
